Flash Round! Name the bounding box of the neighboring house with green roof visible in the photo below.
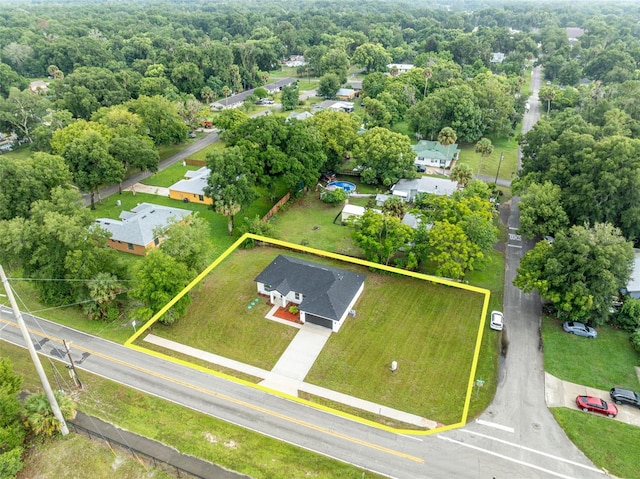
[412,140,460,170]
[95,203,191,255]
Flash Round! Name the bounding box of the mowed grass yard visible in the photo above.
[147,246,485,426]
[541,316,640,390]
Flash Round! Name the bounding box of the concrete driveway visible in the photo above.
[545,372,640,426]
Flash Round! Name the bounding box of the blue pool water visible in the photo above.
[327,181,356,193]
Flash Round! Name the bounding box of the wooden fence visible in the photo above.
[262,192,291,221]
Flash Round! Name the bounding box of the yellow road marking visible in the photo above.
[0,317,424,464]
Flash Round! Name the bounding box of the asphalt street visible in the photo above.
[1,69,611,478]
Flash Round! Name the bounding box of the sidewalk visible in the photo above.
[144,329,438,429]
[123,183,170,196]
[545,372,640,426]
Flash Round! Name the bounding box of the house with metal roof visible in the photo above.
[168,167,212,205]
[391,177,459,202]
[622,251,640,299]
[336,88,355,100]
[254,255,366,331]
[95,203,191,255]
[412,140,461,170]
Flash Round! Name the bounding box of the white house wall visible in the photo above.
[333,281,365,332]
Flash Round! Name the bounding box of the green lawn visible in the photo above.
[3,344,384,479]
[0,144,32,160]
[551,408,640,479]
[542,316,640,390]
[269,192,362,256]
[457,134,519,182]
[146,245,485,426]
[187,139,226,161]
[141,161,201,187]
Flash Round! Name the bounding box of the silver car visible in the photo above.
[563,321,597,339]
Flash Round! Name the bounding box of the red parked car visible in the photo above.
[576,395,618,418]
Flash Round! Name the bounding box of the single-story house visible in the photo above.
[387,63,414,75]
[622,251,640,299]
[347,80,362,92]
[254,255,366,332]
[336,88,355,100]
[168,167,212,205]
[412,140,461,170]
[391,177,459,202]
[95,203,191,255]
[313,100,354,113]
[283,55,306,68]
[286,111,314,122]
[490,53,505,64]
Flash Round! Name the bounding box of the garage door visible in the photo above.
[305,314,333,329]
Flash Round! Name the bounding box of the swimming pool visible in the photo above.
[327,181,356,193]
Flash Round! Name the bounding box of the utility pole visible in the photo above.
[495,152,504,185]
[0,265,69,436]
[63,340,82,389]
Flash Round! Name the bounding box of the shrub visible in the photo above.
[321,188,348,204]
[288,305,299,314]
[631,328,640,353]
[615,298,640,331]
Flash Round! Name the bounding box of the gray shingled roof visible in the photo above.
[95,203,191,246]
[169,167,210,196]
[254,255,366,321]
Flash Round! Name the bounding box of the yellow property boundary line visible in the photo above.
[125,233,491,436]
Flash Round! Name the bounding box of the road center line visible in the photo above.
[438,436,596,479]
[475,419,514,433]
[458,429,604,473]
[0,317,424,464]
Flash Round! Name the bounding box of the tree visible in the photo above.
[361,72,388,99]
[474,137,494,176]
[280,83,299,111]
[381,195,407,219]
[427,220,482,280]
[204,148,257,235]
[308,110,360,171]
[62,130,125,209]
[450,163,473,187]
[130,249,192,324]
[437,127,457,174]
[0,87,50,142]
[514,223,634,324]
[363,97,392,129]
[422,67,432,98]
[176,98,204,131]
[538,85,557,114]
[0,358,26,479]
[352,43,392,73]
[354,127,416,186]
[317,73,341,99]
[109,135,159,176]
[352,210,414,266]
[126,96,188,146]
[615,298,640,332]
[0,187,124,305]
[170,62,204,95]
[518,181,569,239]
[83,272,124,321]
[0,153,73,220]
[158,214,210,274]
[0,62,27,98]
[215,109,247,131]
[23,391,75,437]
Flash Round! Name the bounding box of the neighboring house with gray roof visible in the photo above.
[391,177,459,202]
[286,111,314,122]
[254,255,366,331]
[622,251,640,299]
[210,78,296,110]
[168,167,212,205]
[96,203,191,255]
[412,140,460,170]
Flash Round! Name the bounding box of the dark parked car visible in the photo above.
[576,395,618,418]
[563,321,597,338]
[610,388,640,408]
[416,164,426,173]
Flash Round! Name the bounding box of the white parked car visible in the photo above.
[490,310,504,331]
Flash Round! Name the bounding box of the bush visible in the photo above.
[631,328,640,353]
[288,305,299,314]
[321,188,348,204]
[614,297,640,331]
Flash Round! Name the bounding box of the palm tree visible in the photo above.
[221,85,231,98]
[438,127,457,175]
[474,137,494,176]
[422,67,432,98]
[24,391,76,437]
[539,85,556,114]
[450,163,473,187]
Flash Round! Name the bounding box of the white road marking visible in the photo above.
[509,227,519,231]
[438,435,603,479]
[509,233,522,241]
[507,244,523,249]
[458,429,604,473]
[398,434,423,442]
[475,419,514,433]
